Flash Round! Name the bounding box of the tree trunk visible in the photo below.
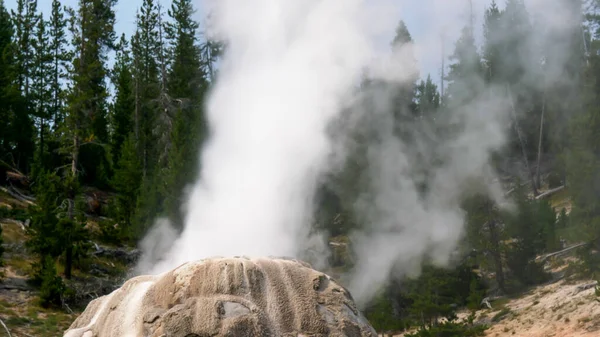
[158,1,167,94]
[64,243,73,279]
[535,89,546,188]
[39,118,44,167]
[507,84,538,196]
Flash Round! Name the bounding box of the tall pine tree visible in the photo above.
[66,0,116,188]
[162,0,208,228]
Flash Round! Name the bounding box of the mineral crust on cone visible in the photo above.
[64,257,376,336]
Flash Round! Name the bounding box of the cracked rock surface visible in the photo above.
[63,257,376,337]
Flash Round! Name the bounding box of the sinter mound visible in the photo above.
[63,256,377,336]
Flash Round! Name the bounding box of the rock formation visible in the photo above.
[64,257,376,336]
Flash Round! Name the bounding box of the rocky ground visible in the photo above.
[391,256,600,337]
[0,189,138,336]
[480,278,600,337]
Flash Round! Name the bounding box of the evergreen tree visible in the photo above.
[415,75,440,116]
[162,0,208,228]
[12,0,38,101]
[48,0,70,131]
[504,187,551,287]
[463,194,507,293]
[0,0,20,165]
[129,0,166,236]
[482,1,502,84]
[568,42,600,262]
[112,134,142,239]
[27,169,89,280]
[110,34,135,167]
[65,0,117,188]
[390,20,418,125]
[38,255,65,308]
[131,0,161,177]
[31,14,53,170]
[5,0,35,172]
[445,25,482,107]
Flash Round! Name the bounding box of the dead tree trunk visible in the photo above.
[535,89,546,188]
[507,84,538,196]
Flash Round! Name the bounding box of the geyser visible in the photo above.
[64,257,377,336]
[139,0,409,276]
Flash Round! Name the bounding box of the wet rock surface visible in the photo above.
[63,257,376,337]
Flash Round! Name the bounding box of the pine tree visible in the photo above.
[483,1,502,84]
[390,20,418,123]
[110,33,139,234]
[65,0,116,188]
[415,75,440,116]
[48,0,70,130]
[38,255,65,308]
[463,194,507,293]
[5,0,35,172]
[568,43,600,260]
[110,34,135,166]
[27,169,89,280]
[31,14,53,170]
[112,134,142,239]
[12,0,38,101]
[504,186,551,287]
[445,25,482,107]
[129,0,167,236]
[131,0,161,177]
[163,0,208,228]
[0,0,19,164]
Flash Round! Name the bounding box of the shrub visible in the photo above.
[38,256,66,308]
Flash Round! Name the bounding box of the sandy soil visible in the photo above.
[480,279,600,337]
[387,278,600,337]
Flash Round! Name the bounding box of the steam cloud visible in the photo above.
[137,0,581,307]
[139,0,408,275]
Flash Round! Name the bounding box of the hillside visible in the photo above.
[1,183,596,337]
[0,188,138,336]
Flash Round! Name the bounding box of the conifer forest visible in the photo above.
[2,0,600,336]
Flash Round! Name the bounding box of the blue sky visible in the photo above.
[5,0,495,87]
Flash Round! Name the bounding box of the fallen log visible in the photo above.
[535,242,587,263]
[572,281,598,295]
[0,186,35,205]
[535,185,565,200]
[0,317,12,337]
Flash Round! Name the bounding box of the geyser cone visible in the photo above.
[64,257,377,337]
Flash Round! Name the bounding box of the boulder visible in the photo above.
[64,257,376,337]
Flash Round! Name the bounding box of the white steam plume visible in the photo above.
[136,0,581,309]
[141,0,410,275]
[342,0,583,306]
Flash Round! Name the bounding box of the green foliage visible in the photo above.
[405,318,487,337]
[0,1,34,173]
[38,256,65,308]
[161,0,208,228]
[557,208,569,228]
[27,169,90,281]
[364,263,487,336]
[28,169,63,258]
[405,265,485,328]
[110,34,134,167]
[365,290,408,333]
[110,134,141,239]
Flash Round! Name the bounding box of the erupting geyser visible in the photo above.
[63,257,377,336]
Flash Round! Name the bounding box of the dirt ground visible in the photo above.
[389,278,600,337]
[481,279,600,337]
